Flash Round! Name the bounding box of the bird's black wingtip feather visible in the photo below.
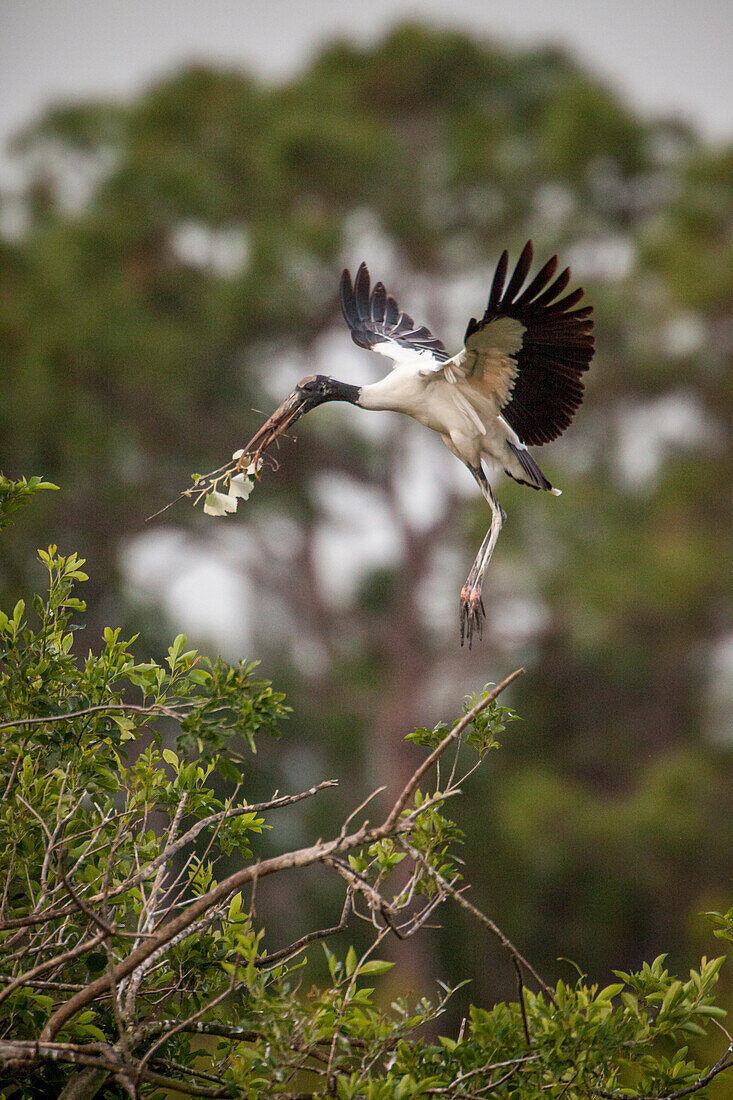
[339,261,449,361]
[504,240,535,304]
[340,267,361,329]
[353,263,372,320]
[486,249,509,316]
[469,243,596,446]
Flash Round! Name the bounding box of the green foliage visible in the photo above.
[0,543,287,775]
[0,528,285,1094]
[0,474,58,531]
[708,908,733,947]
[406,687,517,754]
[0,494,730,1097]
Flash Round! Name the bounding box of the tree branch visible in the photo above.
[41,676,521,1041]
[383,668,524,832]
[399,838,555,1004]
[0,780,338,933]
[0,929,110,1010]
[0,702,188,731]
[256,888,353,969]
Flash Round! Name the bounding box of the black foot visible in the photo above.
[460,586,485,648]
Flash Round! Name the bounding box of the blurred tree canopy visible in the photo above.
[1,23,731,1020]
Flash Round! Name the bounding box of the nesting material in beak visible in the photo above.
[199,388,314,518]
[237,388,309,470]
[149,374,359,522]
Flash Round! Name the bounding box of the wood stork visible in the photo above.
[242,241,594,645]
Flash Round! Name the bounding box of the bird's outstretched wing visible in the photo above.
[458,241,595,445]
[340,262,449,365]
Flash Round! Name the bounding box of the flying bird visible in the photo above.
[240,241,594,645]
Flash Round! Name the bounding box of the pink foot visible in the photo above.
[460,586,485,648]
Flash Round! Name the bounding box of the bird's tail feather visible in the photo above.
[505,441,557,493]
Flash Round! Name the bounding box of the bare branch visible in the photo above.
[512,956,531,1046]
[0,929,110,1010]
[325,927,391,1088]
[383,669,524,832]
[257,888,353,970]
[0,702,188,731]
[324,856,398,922]
[133,969,238,1090]
[1,740,26,802]
[0,780,338,933]
[57,1066,111,1100]
[0,1039,233,1098]
[136,1019,259,1043]
[399,838,555,1004]
[339,785,387,838]
[57,850,115,937]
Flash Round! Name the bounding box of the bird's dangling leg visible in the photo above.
[460,527,490,646]
[460,464,505,648]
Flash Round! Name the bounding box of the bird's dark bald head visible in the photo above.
[295,375,360,407]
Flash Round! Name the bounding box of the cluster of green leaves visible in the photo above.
[708,908,733,949]
[0,540,288,774]
[210,938,444,1098]
[406,687,517,755]
[0,480,283,1093]
[395,956,729,1099]
[0,474,57,531]
[157,945,731,1099]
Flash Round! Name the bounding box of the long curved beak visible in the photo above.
[239,388,313,466]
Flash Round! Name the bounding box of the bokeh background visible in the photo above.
[1,0,732,1049]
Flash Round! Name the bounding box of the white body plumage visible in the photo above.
[357,327,559,492]
[357,363,529,476]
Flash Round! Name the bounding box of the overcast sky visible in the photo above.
[1,0,731,166]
